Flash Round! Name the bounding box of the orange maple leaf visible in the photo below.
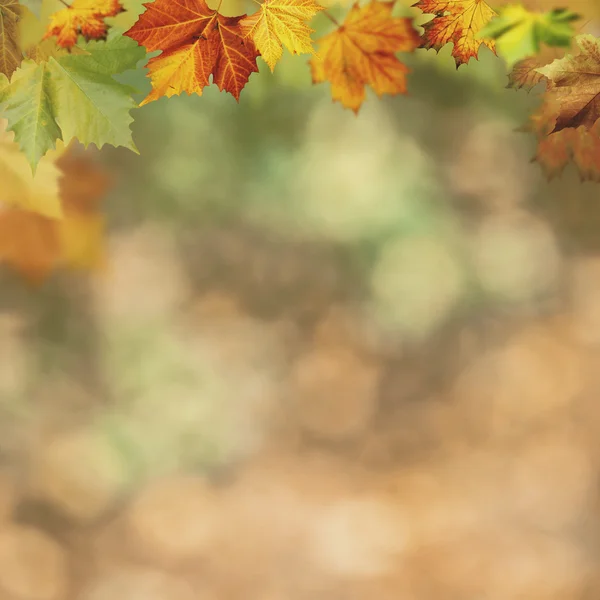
[125,0,260,105]
[310,1,420,114]
[44,0,124,49]
[413,0,496,67]
[0,150,111,284]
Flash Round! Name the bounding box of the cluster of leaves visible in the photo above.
[1,0,600,283]
[0,0,597,174]
[0,0,596,180]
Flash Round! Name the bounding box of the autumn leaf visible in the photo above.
[513,55,600,181]
[536,34,600,134]
[0,0,21,78]
[239,0,324,72]
[507,54,550,90]
[478,6,579,70]
[310,1,420,113]
[413,0,496,67]
[0,119,63,218]
[0,147,110,283]
[125,0,260,105]
[44,0,124,49]
[524,95,600,181]
[0,31,143,173]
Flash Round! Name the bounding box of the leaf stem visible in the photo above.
[322,9,339,25]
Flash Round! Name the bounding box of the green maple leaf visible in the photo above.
[77,30,148,73]
[478,5,579,70]
[0,61,61,168]
[0,31,145,172]
[0,0,21,78]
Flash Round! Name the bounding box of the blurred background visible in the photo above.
[2,0,600,597]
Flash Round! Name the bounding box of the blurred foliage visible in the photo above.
[2,2,600,598]
[3,0,600,511]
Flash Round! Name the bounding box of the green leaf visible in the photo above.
[0,34,145,172]
[0,61,61,168]
[77,28,148,75]
[478,5,580,70]
[47,56,138,153]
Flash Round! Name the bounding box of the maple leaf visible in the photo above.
[0,119,63,218]
[44,0,124,49]
[239,0,324,72]
[125,0,260,105]
[0,31,144,172]
[0,147,110,283]
[413,0,496,67]
[506,43,574,91]
[310,0,420,114]
[525,96,600,182]
[478,6,579,70]
[0,0,21,78]
[536,34,600,134]
[507,55,549,91]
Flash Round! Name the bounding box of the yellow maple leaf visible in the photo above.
[240,0,325,72]
[310,0,420,113]
[0,119,64,219]
[413,0,496,67]
[43,0,124,48]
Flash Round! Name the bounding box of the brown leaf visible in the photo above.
[507,56,549,91]
[527,97,600,181]
[0,0,21,78]
[537,34,600,133]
